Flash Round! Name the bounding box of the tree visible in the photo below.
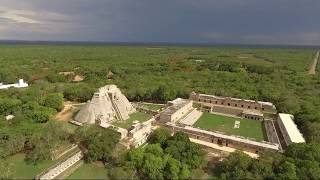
[214,151,254,180]
[165,132,205,169]
[44,93,64,111]
[164,156,181,180]
[127,147,144,169]
[25,121,69,164]
[0,98,22,115]
[142,153,165,180]
[275,160,297,180]
[74,125,120,163]
[145,144,164,157]
[149,128,171,147]
[30,110,52,123]
[179,164,191,180]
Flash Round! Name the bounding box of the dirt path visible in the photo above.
[55,102,85,121]
[308,50,319,75]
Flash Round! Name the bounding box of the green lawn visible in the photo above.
[140,103,164,111]
[112,111,152,129]
[67,162,109,179]
[2,153,55,179]
[194,113,265,141]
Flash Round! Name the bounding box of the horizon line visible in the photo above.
[0,39,319,48]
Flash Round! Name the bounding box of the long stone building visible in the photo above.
[165,122,280,153]
[159,98,193,123]
[190,92,277,120]
[277,113,305,146]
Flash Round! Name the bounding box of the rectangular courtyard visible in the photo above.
[112,111,152,129]
[194,113,266,141]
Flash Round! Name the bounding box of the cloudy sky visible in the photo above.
[0,0,319,45]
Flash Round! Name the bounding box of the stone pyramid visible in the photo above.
[74,85,135,124]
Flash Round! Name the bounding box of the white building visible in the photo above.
[159,98,193,123]
[0,79,28,90]
[277,113,305,146]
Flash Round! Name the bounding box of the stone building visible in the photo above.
[165,122,280,153]
[128,118,155,147]
[159,98,193,123]
[277,113,305,146]
[190,92,276,120]
[74,85,135,124]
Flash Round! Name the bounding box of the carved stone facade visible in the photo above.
[190,92,277,121]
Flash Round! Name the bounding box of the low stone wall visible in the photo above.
[165,123,280,153]
[36,150,83,180]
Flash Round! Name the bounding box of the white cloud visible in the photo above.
[0,8,41,24]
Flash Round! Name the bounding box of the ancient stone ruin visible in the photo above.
[74,84,135,124]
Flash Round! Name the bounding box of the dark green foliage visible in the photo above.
[0,45,318,142]
[25,121,69,164]
[30,110,52,123]
[213,144,320,180]
[73,125,120,163]
[63,83,96,102]
[149,128,171,147]
[121,130,206,180]
[44,93,64,111]
[0,98,22,115]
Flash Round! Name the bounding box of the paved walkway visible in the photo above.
[309,50,319,75]
[190,138,259,159]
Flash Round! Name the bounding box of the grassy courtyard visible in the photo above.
[67,162,109,179]
[2,153,55,179]
[112,111,152,129]
[194,113,265,141]
[140,103,164,111]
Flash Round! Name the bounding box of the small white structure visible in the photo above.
[5,115,15,121]
[234,121,240,129]
[0,79,28,90]
[277,113,305,146]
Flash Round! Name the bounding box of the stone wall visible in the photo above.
[165,123,280,153]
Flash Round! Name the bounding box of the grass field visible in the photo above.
[140,103,164,111]
[112,111,152,129]
[194,113,265,141]
[2,153,55,179]
[67,162,109,179]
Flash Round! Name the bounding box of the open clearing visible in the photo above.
[112,111,152,129]
[140,102,165,111]
[67,162,108,179]
[2,153,55,179]
[194,113,265,141]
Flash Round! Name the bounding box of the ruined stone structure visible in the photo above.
[165,122,280,153]
[37,149,83,180]
[74,85,135,124]
[277,113,305,146]
[190,92,277,120]
[159,98,193,123]
[128,118,155,147]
